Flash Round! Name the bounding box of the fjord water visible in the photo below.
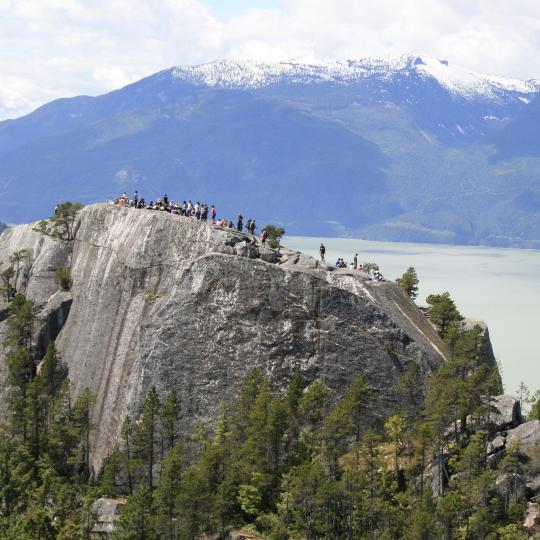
[286,236,540,396]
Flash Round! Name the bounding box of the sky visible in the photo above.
[1,0,540,120]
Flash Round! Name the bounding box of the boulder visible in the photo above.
[90,497,126,535]
[258,246,278,263]
[495,473,527,504]
[487,434,506,455]
[506,420,540,453]
[489,395,522,431]
[527,476,540,496]
[524,502,540,533]
[234,240,258,258]
[296,253,318,270]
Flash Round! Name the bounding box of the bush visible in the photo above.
[362,262,379,273]
[54,267,72,291]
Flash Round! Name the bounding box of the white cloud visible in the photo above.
[1,0,540,119]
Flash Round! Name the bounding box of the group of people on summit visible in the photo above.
[319,243,385,281]
[111,192,384,280]
[112,191,260,237]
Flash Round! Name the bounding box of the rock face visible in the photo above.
[0,204,449,473]
[506,420,540,453]
[0,224,72,413]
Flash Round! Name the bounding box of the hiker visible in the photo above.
[237,214,243,232]
[133,190,139,207]
[320,243,326,261]
[261,229,268,245]
[211,205,217,222]
[353,253,358,269]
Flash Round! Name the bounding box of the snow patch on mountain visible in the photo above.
[171,54,540,102]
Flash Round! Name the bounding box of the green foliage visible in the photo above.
[362,261,379,273]
[396,266,420,299]
[0,291,523,539]
[113,482,157,540]
[1,265,15,301]
[262,224,285,249]
[9,249,29,285]
[134,386,160,491]
[426,291,463,338]
[34,202,84,241]
[54,267,72,291]
[529,389,540,420]
[0,293,97,538]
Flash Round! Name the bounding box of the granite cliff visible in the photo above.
[0,203,450,473]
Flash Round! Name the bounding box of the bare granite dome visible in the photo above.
[0,203,450,472]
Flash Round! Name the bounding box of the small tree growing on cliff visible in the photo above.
[54,267,72,291]
[262,224,285,249]
[396,267,419,299]
[9,249,29,286]
[35,202,84,241]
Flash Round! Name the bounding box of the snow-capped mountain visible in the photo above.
[0,55,539,248]
[171,55,540,101]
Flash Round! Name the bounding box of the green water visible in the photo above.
[286,236,540,396]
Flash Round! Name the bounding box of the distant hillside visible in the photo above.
[1,54,540,247]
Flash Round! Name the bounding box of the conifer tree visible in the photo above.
[70,388,95,479]
[426,292,463,338]
[113,482,157,540]
[396,266,420,299]
[342,374,374,442]
[121,415,136,496]
[9,249,29,287]
[135,386,160,491]
[35,202,84,241]
[160,389,179,457]
[177,466,214,540]
[1,266,15,301]
[385,414,405,478]
[154,444,182,540]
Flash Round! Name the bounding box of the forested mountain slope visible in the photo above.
[1,55,539,247]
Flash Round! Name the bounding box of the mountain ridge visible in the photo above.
[1,55,539,248]
[169,55,540,100]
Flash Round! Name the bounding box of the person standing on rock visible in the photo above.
[261,229,268,245]
[353,253,358,269]
[320,243,326,261]
[211,205,217,222]
[133,190,138,208]
[237,214,243,232]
